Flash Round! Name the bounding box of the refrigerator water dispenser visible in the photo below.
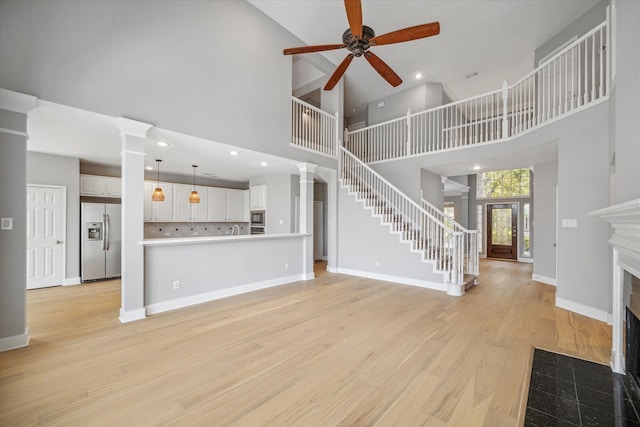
[87,223,102,240]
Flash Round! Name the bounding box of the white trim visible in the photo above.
[555,297,609,322]
[532,274,557,286]
[119,308,146,323]
[63,277,82,286]
[0,127,28,137]
[0,327,30,352]
[120,149,146,157]
[518,257,534,264]
[116,117,153,138]
[0,89,37,113]
[326,265,339,273]
[335,268,447,292]
[145,274,306,315]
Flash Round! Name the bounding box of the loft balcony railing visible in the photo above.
[343,19,610,163]
[290,97,339,158]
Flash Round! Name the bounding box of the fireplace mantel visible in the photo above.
[590,198,640,373]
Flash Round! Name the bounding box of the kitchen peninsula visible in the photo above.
[141,232,310,315]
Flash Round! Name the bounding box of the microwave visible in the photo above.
[251,210,265,226]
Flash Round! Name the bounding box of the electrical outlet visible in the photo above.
[173,280,180,290]
[284,263,289,270]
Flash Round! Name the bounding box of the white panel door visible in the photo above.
[26,185,65,289]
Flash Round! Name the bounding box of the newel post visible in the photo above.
[406,108,412,156]
[501,80,509,138]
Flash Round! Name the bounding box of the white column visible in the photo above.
[611,247,625,373]
[117,117,152,323]
[297,162,317,280]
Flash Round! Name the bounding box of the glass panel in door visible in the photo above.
[487,203,517,259]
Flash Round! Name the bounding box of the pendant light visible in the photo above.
[151,159,165,202]
[189,165,200,203]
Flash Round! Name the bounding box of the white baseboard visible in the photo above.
[119,308,146,323]
[63,276,81,286]
[555,297,609,323]
[326,265,339,273]
[0,327,30,352]
[532,274,557,286]
[518,257,534,264]
[336,268,447,292]
[145,274,306,316]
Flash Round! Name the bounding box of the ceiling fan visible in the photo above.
[283,0,440,91]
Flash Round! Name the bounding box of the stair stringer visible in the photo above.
[337,182,449,291]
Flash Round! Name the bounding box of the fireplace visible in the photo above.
[590,198,640,376]
[626,274,640,384]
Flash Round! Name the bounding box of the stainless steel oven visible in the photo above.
[250,210,265,226]
[250,226,265,235]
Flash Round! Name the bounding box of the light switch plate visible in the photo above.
[1,218,13,230]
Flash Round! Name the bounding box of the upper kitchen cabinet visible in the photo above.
[250,184,267,210]
[208,188,246,222]
[144,181,174,221]
[80,174,121,198]
[174,184,209,222]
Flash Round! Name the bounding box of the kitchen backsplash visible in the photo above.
[144,222,250,238]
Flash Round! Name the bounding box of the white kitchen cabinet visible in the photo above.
[250,184,267,210]
[80,174,121,197]
[243,190,250,222]
[144,181,174,221]
[174,184,209,221]
[226,189,245,221]
[208,188,245,222]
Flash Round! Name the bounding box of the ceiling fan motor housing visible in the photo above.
[342,25,375,57]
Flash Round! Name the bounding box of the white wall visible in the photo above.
[421,169,444,209]
[27,152,80,281]
[367,83,444,126]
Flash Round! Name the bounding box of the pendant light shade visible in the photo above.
[189,165,200,204]
[152,159,165,202]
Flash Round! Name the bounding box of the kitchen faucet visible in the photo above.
[231,224,240,235]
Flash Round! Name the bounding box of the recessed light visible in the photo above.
[415,73,423,79]
[473,165,481,171]
[230,151,238,156]
[145,166,153,171]
[157,141,169,147]
[260,161,268,167]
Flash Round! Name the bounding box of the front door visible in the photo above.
[26,185,65,289]
[487,203,517,260]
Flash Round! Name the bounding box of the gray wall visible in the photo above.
[27,152,80,281]
[555,102,609,313]
[0,108,27,343]
[370,162,424,204]
[367,83,444,126]
[0,0,336,170]
[421,169,444,209]
[534,0,608,64]
[337,187,446,287]
[250,174,298,234]
[612,0,640,203]
[532,159,558,280]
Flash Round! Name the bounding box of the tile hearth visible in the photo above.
[524,349,640,426]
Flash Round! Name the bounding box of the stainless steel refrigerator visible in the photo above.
[81,202,121,282]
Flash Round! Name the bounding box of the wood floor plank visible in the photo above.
[0,260,612,425]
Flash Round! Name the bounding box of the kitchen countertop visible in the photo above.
[141,233,310,246]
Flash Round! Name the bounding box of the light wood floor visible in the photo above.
[0,260,611,426]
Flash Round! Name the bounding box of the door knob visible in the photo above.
[55,240,62,244]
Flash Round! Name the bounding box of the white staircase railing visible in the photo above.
[291,97,338,157]
[422,198,479,279]
[340,146,477,293]
[345,19,609,163]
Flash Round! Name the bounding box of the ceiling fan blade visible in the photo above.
[370,22,440,46]
[324,54,355,90]
[344,0,363,39]
[364,51,402,87]
[283,44,346,55]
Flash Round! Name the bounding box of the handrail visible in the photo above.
[344,19,609,163]
[290,97,338,157]
[340,145,479,288]
[421,197,470,233]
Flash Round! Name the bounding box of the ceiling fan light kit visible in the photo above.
[283,0,440,91]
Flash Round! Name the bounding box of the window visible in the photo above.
[523,203,531,257]
[476,205,483,253]
[477,168,531,198]
[443,203,455,228]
